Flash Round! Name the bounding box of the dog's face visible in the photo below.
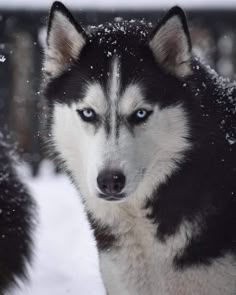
[44,2,193,202]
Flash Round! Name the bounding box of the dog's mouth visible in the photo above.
[98,193,126,201]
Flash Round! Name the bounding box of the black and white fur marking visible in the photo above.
[0,133,35,294]
[43,2,236,294]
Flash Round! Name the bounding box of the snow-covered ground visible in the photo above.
[11,162,106,295]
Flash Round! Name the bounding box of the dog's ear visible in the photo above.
[44,1,87,78]
[149,7,192,78]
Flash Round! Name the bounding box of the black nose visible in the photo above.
[97,170,126,195]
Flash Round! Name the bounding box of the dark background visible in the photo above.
[1,8,236,175]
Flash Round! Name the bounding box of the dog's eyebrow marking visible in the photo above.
[120,84,146,115]
[77,82,107,114]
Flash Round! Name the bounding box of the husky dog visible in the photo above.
[43,2,236,294]
[0,133,35,293]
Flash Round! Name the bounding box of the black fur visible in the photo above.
[87,212,117,251]
[44,3,236,271]
[0,133,35,293]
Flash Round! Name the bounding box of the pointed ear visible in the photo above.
[149,7,192,78]
[44,1,87,78]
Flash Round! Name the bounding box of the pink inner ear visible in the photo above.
[149,16,191,78]
[45,10,86,77]
[163,38,180,63]
[53,27,74,65]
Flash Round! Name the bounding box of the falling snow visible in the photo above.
[0,55,6,63]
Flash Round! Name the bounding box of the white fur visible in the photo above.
[77,83,108,115]
[97,202,236,295]
[149,16,192,78]
[44,11,86,77]
[119,84,150,115]
[101,227,236,295]
[51,81,190,215]
[109,58,120,104]
[109,58,120,140]
[50,74,236,295]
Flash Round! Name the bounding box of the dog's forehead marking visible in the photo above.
[109,57,120,103]
[108,57,121,138]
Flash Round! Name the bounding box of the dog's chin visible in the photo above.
[98,193,126,202]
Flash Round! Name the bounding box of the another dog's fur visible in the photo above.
[43,2,236,294]
[0,133,35,293]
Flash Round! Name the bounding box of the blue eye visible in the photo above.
[136,109,147,119]
[128,109,153,125]
[82,109,94,118]
[77,108,97,123]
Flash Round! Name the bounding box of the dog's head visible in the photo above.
[43,2,193,203]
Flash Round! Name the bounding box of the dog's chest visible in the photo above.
[98,208,236,295]
[99,210,183,295]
